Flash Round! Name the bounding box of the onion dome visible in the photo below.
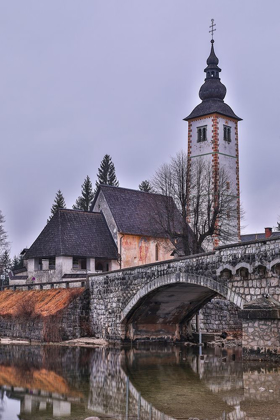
[199,40,226,101]
[184,40,242,121]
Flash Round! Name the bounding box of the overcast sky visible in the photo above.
[1,0,280,257]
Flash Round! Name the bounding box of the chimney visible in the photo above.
[265,227,272,238]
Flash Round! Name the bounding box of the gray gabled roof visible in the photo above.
[240,232,280,242]
[92,185,183,238]
[24,209,118,259]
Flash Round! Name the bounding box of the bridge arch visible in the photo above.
[121,272,245,324]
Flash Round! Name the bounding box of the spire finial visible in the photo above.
[209,19,216,41]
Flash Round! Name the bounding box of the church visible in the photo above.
[11,185,182,284]
[11,27,243,285]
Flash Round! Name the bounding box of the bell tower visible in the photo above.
[184,21,242,247]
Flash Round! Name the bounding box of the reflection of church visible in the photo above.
[2,386,83,418]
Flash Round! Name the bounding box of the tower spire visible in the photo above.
[184,22,241,121]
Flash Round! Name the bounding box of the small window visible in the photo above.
[95,262,103,272]
[155,244,159,261]
[73,257,87,270]
[197,126,207,142]
[49,257,55,270]
[226,181,230,190]
[73,257,79,269]
[223,125,231,142]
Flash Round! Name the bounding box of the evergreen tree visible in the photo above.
[49,190,66,221]
[73,175,94,211]
[0,250,11,283]
[11,255,20,271]
[95,154,119,191]
[139,180,153,193]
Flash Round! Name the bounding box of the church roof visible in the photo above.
[184,40,242,121]
[185,99,241,121]
[24,209,118,259]
[93,185,184,238]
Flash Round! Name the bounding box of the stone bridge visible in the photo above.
[88,237,280,359]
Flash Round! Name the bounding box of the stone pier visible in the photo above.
[239,295,280,361]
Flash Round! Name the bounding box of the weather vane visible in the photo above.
[209,19,216,40]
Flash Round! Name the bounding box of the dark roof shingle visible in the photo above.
[184,99,242,121]
[25,209,118,259]
[94,185,183,237]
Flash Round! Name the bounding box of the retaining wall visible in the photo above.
[0,288,90,342]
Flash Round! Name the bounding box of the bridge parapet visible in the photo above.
[88,237,280,354]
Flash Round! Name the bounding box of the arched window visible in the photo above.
[197,125,207,142]
[223,125,231,142]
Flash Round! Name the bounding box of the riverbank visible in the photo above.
[0,336,108,347]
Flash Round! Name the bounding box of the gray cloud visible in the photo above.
[1,0,280,256]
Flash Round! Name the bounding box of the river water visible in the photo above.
[0,343,279,420]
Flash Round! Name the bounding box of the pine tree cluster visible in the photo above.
[48,154,119,218]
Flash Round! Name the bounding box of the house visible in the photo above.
[240,227,280,242]
[13,209,119,284]
[12,186,183,284]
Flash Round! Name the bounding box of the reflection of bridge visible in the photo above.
[89,238,280,358]
[88,346,280,420]
[1,345,280,419]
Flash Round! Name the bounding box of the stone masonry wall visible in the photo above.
[196,298,242,333]
[0,289,90,342]
[242,319,280,359]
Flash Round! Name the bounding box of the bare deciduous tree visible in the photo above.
[189,158,239,253]
[152,151,191,255]
[152,151,240,255]
[0,211,8,257]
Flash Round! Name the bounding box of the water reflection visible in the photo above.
[0,344,278,419]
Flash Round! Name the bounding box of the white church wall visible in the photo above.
[217,117,237,156]
[190,117,213,156]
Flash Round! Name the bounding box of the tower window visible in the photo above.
[223,125,231,142]
[197,126,207,142]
